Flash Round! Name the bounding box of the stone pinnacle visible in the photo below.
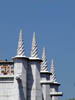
[30,32,38,58]
[41,47,48,71]
[50,59,56,82]
[17,29,25,57]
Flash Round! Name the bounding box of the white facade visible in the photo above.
[0,30,63,100]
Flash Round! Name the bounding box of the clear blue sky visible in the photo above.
[0,0,75,100]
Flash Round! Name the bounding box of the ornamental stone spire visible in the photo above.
[41,48,48,71]
[17,29,25,57]
[50,59,56,82]
[30,32,38,58]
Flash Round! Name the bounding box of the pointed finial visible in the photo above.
[17,29,25,57]
[19,29,23,41]
[50,59,56,82]
[30,32,38,58]
[41,47,48,71]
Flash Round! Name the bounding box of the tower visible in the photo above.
[50,59,63,100]
[12,30,28,100]
[27,32,42,100]
[40,48,52,100]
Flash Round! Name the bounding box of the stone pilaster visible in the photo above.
[50,60,63,100]
[40,48,52,100]
[27,32,42,100]
[40,72,52,100]
[12,30,28,100]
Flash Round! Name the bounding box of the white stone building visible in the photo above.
[0,30,63,100]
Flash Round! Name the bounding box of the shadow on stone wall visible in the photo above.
[17,79,26,100]
[27,62,34,100]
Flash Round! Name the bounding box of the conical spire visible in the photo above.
[50,59,56,82]
[17,29,25,57]
[41,48,48,71]
[30,32,38,58]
